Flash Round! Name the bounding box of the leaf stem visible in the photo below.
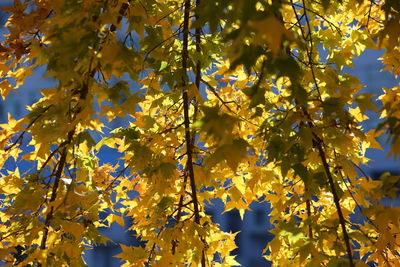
[306,198,313,238]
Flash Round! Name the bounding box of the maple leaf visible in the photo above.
[248,15,295,56]
[9,40,29,60]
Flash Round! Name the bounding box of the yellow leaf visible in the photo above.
[115,244,147,264]
[224,255,240,266]
[0,80,13,100]
[194,165,209,183]
[268,236,280,254]
[62,222,85,240]
[365,129,383,151]
[113,214,125,227]
[188,83,204,104]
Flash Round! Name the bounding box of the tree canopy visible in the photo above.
[0,0,400,266]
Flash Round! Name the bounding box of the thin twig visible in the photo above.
[4,105,53,151]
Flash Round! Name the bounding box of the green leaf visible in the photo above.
[267,136,285,162]
[157,196,174,211]
[159,61,168,71]
[321,0,330,11]
[157,162,176,179]
[322,97,346,118]
[105,80,130,104]
[243,85,266,108]
[206,138,249,171]
[76,131,95,147]
[293,163,309,183]
[326,258,349,267]
[251,107,264,118]
[111,127,140,140]
[198,106,238,141]
[312,171,328,188]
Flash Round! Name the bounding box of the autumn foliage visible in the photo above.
[1,0,400,266]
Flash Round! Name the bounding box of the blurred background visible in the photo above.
[0,1,399,266]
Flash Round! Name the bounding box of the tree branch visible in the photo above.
[39,130,74,250]
[180,0,205,266]
[313,135,354,267]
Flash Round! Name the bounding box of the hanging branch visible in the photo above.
[39,130,74,250]
[180,0,205,266]
[37,4,112,254]
[312,134,355,267]
[295,72,353,263]
[173,0,204,257]
[182,0,199,225]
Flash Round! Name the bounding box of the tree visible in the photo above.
[0,0,400,266]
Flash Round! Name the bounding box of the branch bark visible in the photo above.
[313,136,354,267]
[39,130,73,251]
[180,0,205,266]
